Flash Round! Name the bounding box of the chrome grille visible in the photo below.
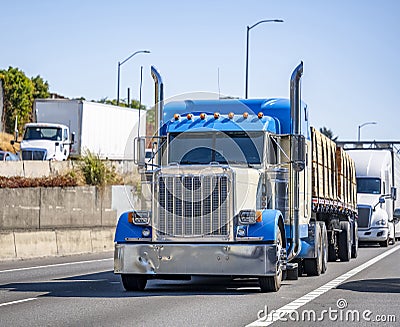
[156,173,231,238]
[357,206,371,229]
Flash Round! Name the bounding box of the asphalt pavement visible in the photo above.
[0,244,399,327]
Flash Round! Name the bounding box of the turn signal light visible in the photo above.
[127,212,134,223]
[256,210,263,223]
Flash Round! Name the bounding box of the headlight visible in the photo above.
[375,219,387,226]
[128,210,151,225]
[238,210,262,225]
[142,228,151,238]
[237,227,246,237]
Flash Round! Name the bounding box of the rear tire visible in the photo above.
[320,222,328,273]
[338,221,351,262]
[304,223,323,276]
[327,243,337,262]
[259,227,283,292]
[121,274,147,291]
[351,220,358,259]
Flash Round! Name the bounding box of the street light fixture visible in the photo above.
[117,50,150,105]
[245,19,283,99]
[358,121,377,142]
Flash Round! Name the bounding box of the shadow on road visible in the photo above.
[0,271,283,298]
[337,278,400,294]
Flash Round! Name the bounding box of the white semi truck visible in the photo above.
[341,142,400,246]
[17,99,146,160]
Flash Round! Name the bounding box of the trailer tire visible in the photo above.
[327,243,337,262]
[304,223,322,276]
[121,274,147,291]
[338,221,351,262]
[351,220,358,258]
[259,227,283,292]
[320,222,328,273]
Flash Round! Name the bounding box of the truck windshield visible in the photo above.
[356,177,381,194]
[168,131,264,165]
[23,127,62,141]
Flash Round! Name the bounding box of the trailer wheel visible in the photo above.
[259,227,283,292]
[320,222,328,273]
[338,221,351,262]
[121,274,147,291]
[351,220,358,258]
[304,223,322,276]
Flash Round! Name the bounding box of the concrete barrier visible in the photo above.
[0,160,136,178]
[0,227,115,260]
[14,230,58,258]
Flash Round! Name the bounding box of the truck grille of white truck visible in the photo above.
[357,206,371,228]
[155,173,232,239]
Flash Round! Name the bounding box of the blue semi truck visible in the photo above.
[114,63,358,292]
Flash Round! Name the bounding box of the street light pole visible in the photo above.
[358,121,377,142]
[245,19,283,99]
[117,50,150,105]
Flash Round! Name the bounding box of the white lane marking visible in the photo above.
[0,258,113,274]
[247,244,400,326]
[0,298,37,307]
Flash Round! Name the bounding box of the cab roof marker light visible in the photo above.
[258,112,264,119]
[187,114,193,120]
[228,112,234,119]
[243,112,249,119]
[174,113,180,120]
[214,112,220,119]
[200,113,206,120]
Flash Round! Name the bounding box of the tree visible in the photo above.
[31,75,50,99]
[319,126,338,141]
[0,67,34,134]
[96,97,146,110]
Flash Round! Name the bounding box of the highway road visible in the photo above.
[0,244,399,327]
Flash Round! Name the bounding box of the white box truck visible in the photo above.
[340,142,400,246]
[33,99,146,160]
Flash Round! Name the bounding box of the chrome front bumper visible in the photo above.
[358,227,389,242]
[114,243,278,277]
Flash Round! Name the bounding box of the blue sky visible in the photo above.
[1,0,399,141]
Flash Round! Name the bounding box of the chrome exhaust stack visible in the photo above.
[151,66,164,139]
[287,61,304,261]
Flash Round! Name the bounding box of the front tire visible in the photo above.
[121,274,147,291]
[380,238,389,247]
[259,226,283,292]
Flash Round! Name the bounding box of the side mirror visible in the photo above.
[291,134,305,171]
[373,196,385,211]
[137,137,146,169]
[391,187,397,201]
[71,132,75,145]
